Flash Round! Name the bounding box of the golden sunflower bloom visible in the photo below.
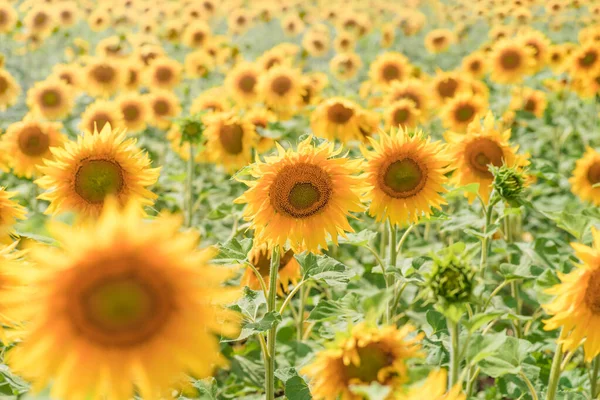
[145,57,182,90]
[7,201,239,400]
[520,30,550,72]
[0,188,27,242]
[184,50,215,79]
[543,227,600,361]
[0,69,20,111]
[36,123,160,219]
[425,29,456,54]
[330,52,363,81]
[301,323,423,400]
[384,78,430,115]
[430,71,470,106]
[397,369,466,400]
[381,23,395,48]
[362,128,451,226]
[147,90,182,130]
[182,21,212,48]
[445,112,529,203]
[310,97,376,143]
[203,112,257,174]
[383,100,421,130]
[569,147,600,206]
[2,119,65,179]
[258,65,304,119]
[441,93,487,133]
[302,30,330,58]
[24,7,54,36]
[246,107,278,153]
[225,62,262,107]
[51,63,82,88]
[122,59,144,91]
[0,3,17,34]
[26,78,75,120]
[489,39,535,84]
[80,100,124,135]
[241,243,301,296]
[369,52,411,89]
[334,31,356,53]
[461,52,488,79]
[84,58,124,98]
[569,43,600,79]
[115,93,150,134]
[190,87,231,115]
[509,87,547,118]
[235,137,364,253]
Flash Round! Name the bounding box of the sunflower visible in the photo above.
[258,65,304,119]
[384,78,429,115]
[334,31,356,53]
[147,90,182,130]
[115,93,150,134]
[2,119,65,179]
[441,93,487,133]
[122,60,144,91]
[509,87,547,118]
[0,69,21,111]
[36,123,159,218]
[489,39,535,84]
[547,44,568,73]
[430,71,469,106]
[570,43,600,79]
[247,107,278,153]
[0,3,17,34]
[203,112,256,174]
[445,112,529,203]
[51,63,82,88]
[369,52,411,88]
[145,57,182,90]
[56,1,79,27]
[24,7,54,36]
[225,62,262,107]
[568,147,600,206]
[383,100,421,130]
[7,200,238,400]
[461,52,488,79]
[80,100,124,135]
[310,97,377,143]
[0,243,29,339]
[96,36,130,60]
[519,30,550,72]
[257,48,291,71]
[301,323,423,400]
[397,369,466,400]
[190,87,231,115]
[228,9,253,36]
[302,30,330,58]
[299,73,329,108]
[26,78,75,120]
[425,29,456,54]
[235,137,363,252]
[329,52,362,81]
[184,50,214,79]
[362,128,450,226]
[88,8,111,32]
[241,242,301,296]
[281,14,305,37]
[84,58,124,98]
[381,23,396,48]
[0,189,27,242]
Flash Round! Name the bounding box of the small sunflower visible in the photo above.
[301,323,423,400]
[0,189,27,241]
[489,39,535,84]
[121,60,144,91]
[87,8,111,32]
[509,87,547,118]
[241,243,301,296]
[80,100,124,135]
[147,90,182,130]
[570,43,600,79]
[0,69,21,111]
[329,52,362,81]
[425,29,456,54]
[235,137,364,253]
[225,62,262,107]
[228,9,253,36]
[310,97,365,143]
[362,128,451,226]
[0,3,18,34]
[445,112,529,203]
[397,369,466,400]
[569,147,600,206]
[84,58,124,98]
[257,48,292,71]
[461,52,488,79]
[36,123,160,218]
[145,57,182,90]
[334,31,356,53]
[281,14,305,37]
[369,52,411,88]
[302,30,330,58]
[381,23,396,48]
[24,7,54,36]
[190,87,231,115]
[383,100,421,130]
[2,119,65,179]
[56,1,79,27]
[182,21,212,48]
[247,107,278,153]
[384,78,430,115]
[51,63,82,88]
[184,50,214,79]
[26,78,75,120]
[115,93,150,134]
[7,200,238,400]
[543,227,600,361]
[430,71,469,106]
[519,30,551,72]
[441,93,487,133]
[203,112,256,174]
[258,66,304,119]
[548,44,568,74]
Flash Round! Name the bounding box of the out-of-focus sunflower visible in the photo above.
[384,78,430,116]
[225,62,262,107]
[430,71,469,106]
[56,1,79,27]
[445,112,529,203]
[334,31,356,53]
[425,29,456,54]
[369,52,411,88]
[397,369,466,400]
[0,69,21,111]
[362,128,451,226]
[461,52,488,79]
[0,189,26,242]
[24,6,54,36]
[302,30,330,58]
[381,23,396,48]
[2,119,65,179]
[543,227,600,362]
[299,72,329,108]
[96,36,130,59]
[441,93,487,133]
[241,243,301,296]
[329,52,362,81]
[147,90,181,130]
[489,39,535,84]
[228,8,253,35]
[301,323,423,400]
[383,99,421,130]
[51,63,82,88]
[236,137,364,252]
[36,123,159,218]
[519,30,550,72]
[184,50,214,79]
[84,58,124,98]
[281,13,305,37]
[182,21,211,49]
[26,78,75,120]
[7,200,238,400]
[122,59,144,91]
[548,44,568,73]
[144,57,182,90]
[570,43,600,79]
[310,97,377,143]
[190,87,231,115]
[569,147,600,206]
[509,87,547,118]
[0,3,18,34]
[80,100,124,135]
[203,112,256,174]
[257,48,292,71]
[115,93,150,134]
[258,65,304,119]
[246,107,277,153]
[88,8,111,32]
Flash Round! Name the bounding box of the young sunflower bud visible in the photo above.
[176,115,205,145]
[427,248,475,305]
[491,164,527,205]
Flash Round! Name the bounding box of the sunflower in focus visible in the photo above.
[241,243,301,296]
[26,78,75,120]
[147,90,182,130]
[0,3,17,34]
[362,128,451,226]
[301,323,423,400]
[190,88,231,115]
[236,137,363,252]
[383,100,421,130]
[369,52,411,88]
[0,69,20,111]
[569,148,600,206]
[329,52,362,81]
[509,87,547,118]
[145,57,182,90]
[461,52,488,79]
[543,227,600,361]
[7,200,238,400]
[425,29,456,54]
[225,62,262,107]
[0,189,26,242]
[36,123,159,218]
[258,66,304,119]
[397,369,466,400]
[2,119,65,179]
[489,39,535,84]
[80,100,124,135]
[115,93,150,134]
[441,93,487,133]
[445,112,529,203]
[84,58,124,98]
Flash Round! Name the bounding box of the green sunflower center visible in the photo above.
[74,159,125,204]
[238,74,257,93]
[466,138,504,178]
[18,126,50,157]
[585,269,600,315]
[500,50,522,70]
[394,108,410,124]
[41,89,61,107]
[455,104,475,122]
[327,102,354,124]
[271,75,292,96]
[580,51,598,67]
[381,158,427,198]
[289,183,321,210]
[344,343,393,383]
[219,123,244,155]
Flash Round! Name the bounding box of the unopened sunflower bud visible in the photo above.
[427,248,474,304]
[176,115,205,145]
[491,164,527,205]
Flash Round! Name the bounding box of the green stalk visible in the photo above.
[185,144,195,227]
[591,356,600,399]
[296,283,307,341]
[265,246,280,400]
[545,337,564,400]
[386,221,397,323]
[448,319,460,387]
[479,194,497,279]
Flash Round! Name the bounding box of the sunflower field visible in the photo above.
[4,0,600,399]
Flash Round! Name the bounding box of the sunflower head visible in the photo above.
[384,99,421,130]
[426,245,475,305]
[490,39,535,84]
[27,78,75,120]
[425,29,456,54]
[369,52,411,88]
[491,164,528,206]
[570,147,600,206]
[441,93,487,133]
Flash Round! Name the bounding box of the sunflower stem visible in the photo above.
[296,282,307,341]
[386,220,397,324]
[265,245,280,400]
[479,193,498,280]
[591,356,600,398]
[448,318,460,388]
[546,337,564,400]
[185,144,195,228]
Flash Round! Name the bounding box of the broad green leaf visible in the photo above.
[284,375,312,400]
[214,238,253,264]
[338,230,378,247]
[295,253,354,286]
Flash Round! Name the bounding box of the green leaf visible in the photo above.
[478,336,534,377]
[349,382,391,400]
[244,311,282,332]
[338,230,378,247]
[498,261,542,280]
[214,238,253,264]
[425,310,447,336]
[295,253,354,286]
[285,375,312,400]
[307,296,360,322]
[466,332,509,365]
[464,311,505,333]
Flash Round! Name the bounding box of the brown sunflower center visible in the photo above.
[155,66,173,83]
[18,126,49,156]
[33,12,48,27]
[122,104,140,121]
[91,65,116,83]
[60,10,72,21]
[59,72,73,85]
[40,88,61,107]
[344,343,393,383]
[393,108,410,124]
[271,75,292,96]
[0,10,7,24]
[587,162,600,185]
[470,60,481,72]
[153,99,170,115]
[313,40,324,51]
[432,35,446,46]
[379,157,427,198]
[437,78,458,99]
[580,50,598,67]
[585,269,600,315]
[455,104,475,122]
[238,74,257,93]
[500,50,522,70]
[0,76,8,94]
[71,267,173,347]
[219,123,244,155]
[75,159,125,204]
[270,163,332,218]
[89,112,111,133]
[381,63,401,82]
[524,99,536,113]
[327,103,354,124]
[466,138,504,178]
[526,42,540,57]
[193,31,205,44]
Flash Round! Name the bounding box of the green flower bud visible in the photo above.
[427,247,474,304]
[491,164,527,205]
[175,115,205,145]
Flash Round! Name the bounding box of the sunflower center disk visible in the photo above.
[581,51,598,67]
[92,65,116,83]
[238,74,257,93]
[524,99,536,113]
[271,76,292,96]
[587,162,600,185]
[344,344,392,384]
[585,269,600,315]
[90,113,110,132]
[122,104,139,121]
[381,158,426,199]
[381,63,400,81]
[41,89,61,107]
[156,67,173,83]
[270,164,332,218]
[456,105,475,121]
[437,79,458,98]
[394,108,409,124]
[0,77,8,94]
[327,103,354,124]
[75,159,125,204]
[153,100,169,115]
[18,127,49,157]
[466,138,504,178]
[219,124,244,155]
[500,50,521,70]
